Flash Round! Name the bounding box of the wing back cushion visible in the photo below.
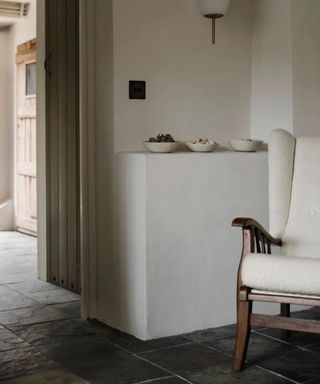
[282,137,320,258]
[269,129,296,239]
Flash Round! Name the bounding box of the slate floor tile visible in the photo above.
[0,369,89,384]
[258,348,320,383]
[8,280,60,295]
[309,307,320,312]
[302,343,320,355]
[37,336,128,368]
[50,301,81,319]
[134,378,187,384]
[0,286,37,311]
[187,366,293,384]
[256,328,320,348]
[184,325,236,343]
[0,272,36,285]
[85,320,190,353]
[255,309,320,348]
[305,377,320,384]
[139,343,290,384]
[205,332,295,364]
[0,303,79,327]
[26,289,80,305]
[138,342,235,375]
[0,346,59,380]
[292,310,320,321]
[8,319,96,346]
[0,325,29,351]
[69,355,169,384]
[132,377,187,384]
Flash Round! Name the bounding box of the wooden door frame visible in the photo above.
[79,0,97,318]
[37,0,97,318]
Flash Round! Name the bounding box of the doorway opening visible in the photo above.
[0,3,39,290]
[0,0,82,319]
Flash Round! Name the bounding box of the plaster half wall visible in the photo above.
[113,0,253,152]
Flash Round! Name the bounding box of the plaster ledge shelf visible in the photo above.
[117,149,268,156]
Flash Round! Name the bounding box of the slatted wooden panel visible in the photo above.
[46,0,80,293]
[16,43,37,236]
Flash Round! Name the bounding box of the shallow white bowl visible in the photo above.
[143,141,178,153]
[229,139,263,152]
[186,142,219,153]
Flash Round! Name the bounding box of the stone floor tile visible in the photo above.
[50,302,81,319]
[139,343,290,384]
[0,273,37,285]
[304,377,320,384]
[302,343,320,355]
[188,366,293,384]
[8,319,96,346]
[0,303,78,327]
[0,369,89,384]
[26,288,80,305]
[36,336,128,368]
[0,346,59,380]
[0,325,29,351]
[258,348,320,383]
[0,286,37,311]
[85,320,190,353]
[134,378,188,384]
[8,280,59,295]
[292,310,320,320]
[183,325,236,343]
[205,332,295,364]
[256,328,320,348]
[139,343,231,376]
[69,355,169,384]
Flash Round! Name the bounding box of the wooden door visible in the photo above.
[16,39,37,236]
[46,0,80,293]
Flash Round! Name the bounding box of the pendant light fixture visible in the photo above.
[198,0,230,44]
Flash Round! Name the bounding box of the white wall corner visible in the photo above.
[250,0,294,142]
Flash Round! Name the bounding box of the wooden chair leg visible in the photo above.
[281,303,291,338]
[232,299,252,372]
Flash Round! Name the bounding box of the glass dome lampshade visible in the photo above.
[198,0,230,44]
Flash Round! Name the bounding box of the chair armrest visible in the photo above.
[232,217,282,247]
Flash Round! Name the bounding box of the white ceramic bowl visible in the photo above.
[186,142,219,153]
[229,139,263,152]
[143,141,178,153]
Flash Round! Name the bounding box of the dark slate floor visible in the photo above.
[2,233,320,383]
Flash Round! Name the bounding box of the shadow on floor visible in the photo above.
[1,232,320,384]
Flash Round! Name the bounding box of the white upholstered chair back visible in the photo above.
[269,129,320,259]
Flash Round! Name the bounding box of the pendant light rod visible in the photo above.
[198,0,231,44]
[212,18,215,44]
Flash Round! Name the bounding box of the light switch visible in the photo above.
[129,80,146,100]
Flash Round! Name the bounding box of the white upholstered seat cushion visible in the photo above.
[242,253,320,296]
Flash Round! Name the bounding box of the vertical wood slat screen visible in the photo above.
[46,0,80,293]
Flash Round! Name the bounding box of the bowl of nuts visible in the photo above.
[186,138,219,152]
[229,139,262,152]
[143,134,178,153]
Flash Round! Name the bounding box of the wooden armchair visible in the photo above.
[232,130,320,372]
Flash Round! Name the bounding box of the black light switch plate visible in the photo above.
[129,80,146,100]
